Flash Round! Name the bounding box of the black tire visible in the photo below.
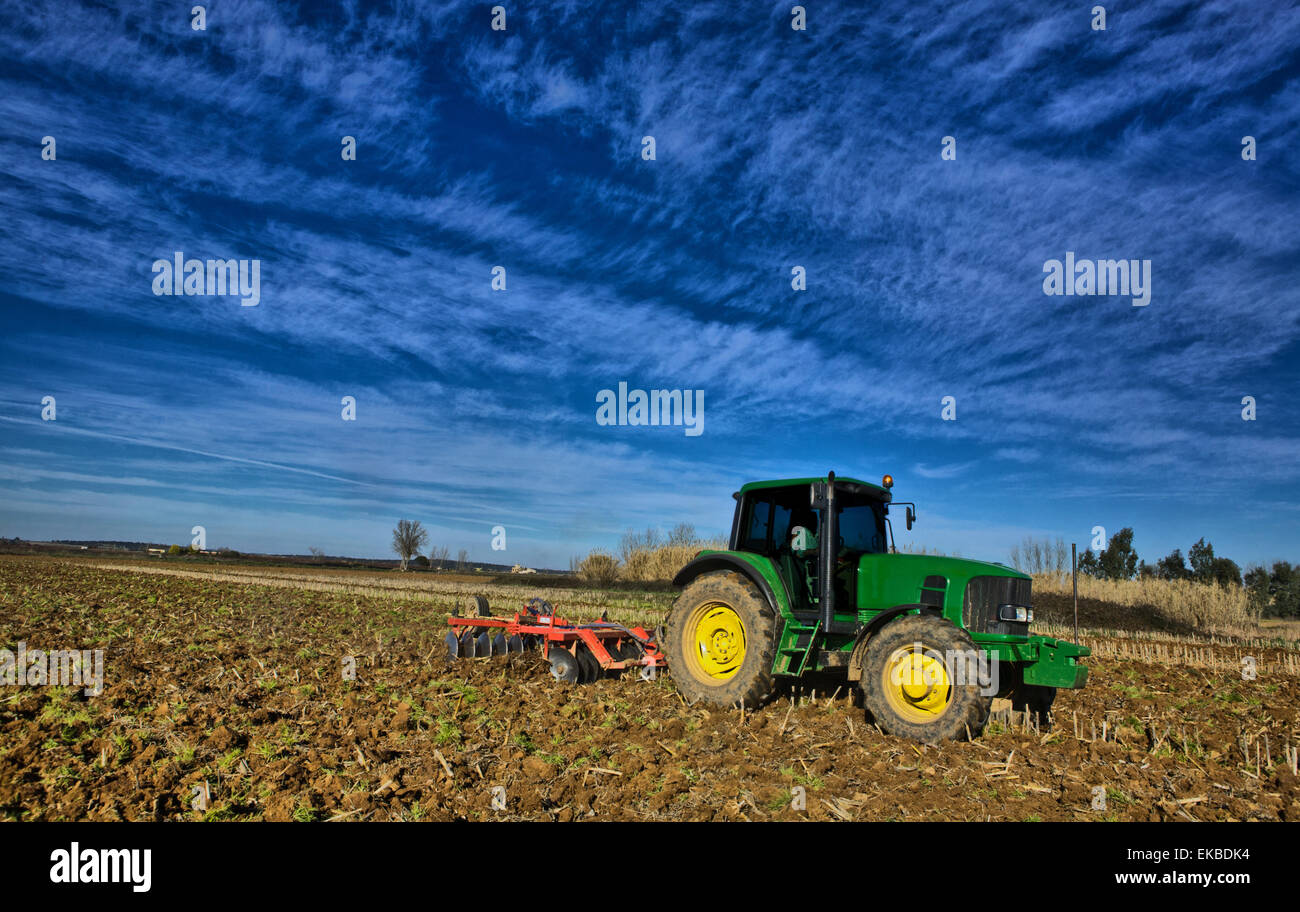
[859,614,993,743]
[548,648,580,683]
[1011,683,1056,727]
[665,571,778,709]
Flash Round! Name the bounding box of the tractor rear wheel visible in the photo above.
[665,571,778,709]
[859,614,992,743]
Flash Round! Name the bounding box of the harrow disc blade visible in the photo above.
[445,631,461,659]
[549,648,581,683]
[476,632,493,657]
[459,632,478,658]
[575,645,600,683]
[492,633,508,655]
[507,635,524,654]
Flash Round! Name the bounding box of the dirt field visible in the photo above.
[2,555,1297,821]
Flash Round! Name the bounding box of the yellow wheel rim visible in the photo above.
[685,602,746,681]
[882,645,952,723]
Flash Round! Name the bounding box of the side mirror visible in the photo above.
[906,506,915,531]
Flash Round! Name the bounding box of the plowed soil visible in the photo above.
[2,556,1297,821]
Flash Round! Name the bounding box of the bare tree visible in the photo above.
[1053,537,1068,580]
[308,546,325,558]
[667,523,696,546]
[430,545,450,570]
[619,527,662,562]
[392,520,428,571]
[456,548,469,571]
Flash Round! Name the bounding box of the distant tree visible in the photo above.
[1021,537,1041,573]
[456,548,469,571]
[413,555,429,569]
[1137,559,1155,579]
[1184,538,1242,587]
[391,520,428,571]
[1155,548,1191,580]
[430,545,450,569]
[1245,564,1270,612]
[1274,562,1300,618]
[1010,536,1070,578]
[1097,527,1138,580]
[1188,538,1215,580]
[1245,561,1299,618]
[1031,538,1046,574]
[167,544,183,556]
[1052,537,1069,577]
[308,547,325,558]
[619,527,662,562]
[1208,556,1242,587]
[667,523,696,546]
[1272,561,1300,617]
[1077,548,1099,577]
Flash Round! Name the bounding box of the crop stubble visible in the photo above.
[1,556,1297,822]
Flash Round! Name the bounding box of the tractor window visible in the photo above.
[838,502,886,554]
[740,495,798,554]
[742,499,773,552]
[771,503,793,547]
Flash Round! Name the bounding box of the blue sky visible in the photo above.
[1,0,1298,570]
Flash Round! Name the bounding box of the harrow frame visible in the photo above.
[445,597,666,682]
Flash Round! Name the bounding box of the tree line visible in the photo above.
[1058,529,1298,618]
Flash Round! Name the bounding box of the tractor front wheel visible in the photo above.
[665,571,778,709]
[859,614,992,743]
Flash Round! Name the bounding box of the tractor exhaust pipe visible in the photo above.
[819,470,837,632]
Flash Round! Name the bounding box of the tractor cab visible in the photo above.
[730,474,893,626]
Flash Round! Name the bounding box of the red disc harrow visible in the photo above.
[445,596,666,683]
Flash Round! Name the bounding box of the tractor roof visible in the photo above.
[737,476,891,501]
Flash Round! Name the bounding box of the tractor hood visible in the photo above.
[866,552,1028,581]
[856,552,1031,625]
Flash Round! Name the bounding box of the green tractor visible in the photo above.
[665,472,1089,742]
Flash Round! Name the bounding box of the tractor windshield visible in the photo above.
[734,487,887,556]
[837,499,887,554]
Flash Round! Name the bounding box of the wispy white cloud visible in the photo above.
[0,0,1296,565]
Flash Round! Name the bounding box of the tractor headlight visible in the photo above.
[998,604,1033,623]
